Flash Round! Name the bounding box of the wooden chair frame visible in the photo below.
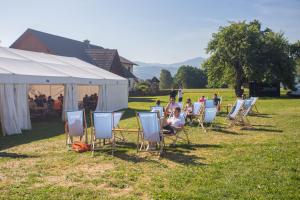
[65,109,88,149]
[136,112,164,156]
[90,112,116,156]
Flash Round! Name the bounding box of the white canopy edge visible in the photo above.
[0,47,127,85]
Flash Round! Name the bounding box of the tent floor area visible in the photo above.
[0,89,299,199]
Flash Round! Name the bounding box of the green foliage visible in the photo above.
[203,20,296,96]
[159,69,173,89]
[174,65,207,88]
[134,81,151,94]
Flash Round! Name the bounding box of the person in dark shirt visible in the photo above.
[170,88,177,99]
[213,93,221,111]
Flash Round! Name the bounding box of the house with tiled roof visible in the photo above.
[10,28,138,91]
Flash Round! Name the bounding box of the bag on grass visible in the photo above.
[72,142,91,153]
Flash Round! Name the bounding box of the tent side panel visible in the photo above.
[105,83,128,112]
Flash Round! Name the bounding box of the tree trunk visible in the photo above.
[234,63,243,97]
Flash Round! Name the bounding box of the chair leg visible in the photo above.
[91,140,95,157]
[200,122,206,132]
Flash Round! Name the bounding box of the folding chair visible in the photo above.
[65,110,88,148]
[198,107,218,132]
[190,102,204,122]
[240,99,254,127]
[163,112,190,146]
[205,99,216,108]
[150,106,164,118]
[136,112,164,156]
[113,112,126,141]
[250,97,259,114]
[227,99,245,127]
[90,112,115,156]
[177,102,183,109]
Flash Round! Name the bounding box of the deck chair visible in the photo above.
[151,106,164,118]
[90,112,115,156]
[240,99,254,127]
[227,99,245,127]
[198,107,218,132]
[205,99,216,108]
[137,112,164,156]
[65,110,87,148]
[177,102,183,109]
[250,97,259,114]
[190,102,204,122]
[163,112,190,146]
[113,112,126,141]
[193,102,203,115]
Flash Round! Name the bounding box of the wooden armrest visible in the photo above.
[113,128,139,132]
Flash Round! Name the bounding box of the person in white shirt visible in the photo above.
[163,107,184,134]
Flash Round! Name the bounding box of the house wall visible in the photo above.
[122,63,133,73]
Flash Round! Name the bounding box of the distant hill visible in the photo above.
[133,57,205,80]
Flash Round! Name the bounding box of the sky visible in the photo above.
[0,0,299,63]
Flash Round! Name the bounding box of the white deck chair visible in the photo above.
[241,99,254,127]
[205,100,216,108]
[190,102,204,122]
[198,107,218,132]
[151,106,164,118]
[193,102,203,115]
[164,112,190,145]
[227,99,245,127]
[250,97,259,113]
[90,112,115,156]
[65,110,87,148]
[137,112,164,156]
[177,102,183,109]
[113,112,126,141]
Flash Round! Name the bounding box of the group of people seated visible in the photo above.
[154,93,222,134]
[83,93,98,111]
[28,94,64,117]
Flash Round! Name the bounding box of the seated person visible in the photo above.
[47,96,54,110]
[163,107,184,134]
[213,93,221,111]
[184,98,194,123]
[165,97,179,116]
[155,100,161,107]
[198,96,205,103]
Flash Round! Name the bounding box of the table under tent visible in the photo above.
[0,47,128,136]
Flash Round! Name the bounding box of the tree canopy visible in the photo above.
[203,20,297,96]
[174,65,207,88]
[159,69,173,89]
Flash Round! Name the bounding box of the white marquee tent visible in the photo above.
[0,47,128,136]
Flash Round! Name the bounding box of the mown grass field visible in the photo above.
[0,89,299,199]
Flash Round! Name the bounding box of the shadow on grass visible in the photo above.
[242,127,283,133]
[119,108,149,120]
[252,124,275,128]
[0,152,38,159]
[162,148,207,166]
[252,113,273,118]
[173,143,222,151]
[212,128,241,135]
[0,116,64,151]
[128,97,157,103]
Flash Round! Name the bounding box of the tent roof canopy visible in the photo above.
[0,47,127,85]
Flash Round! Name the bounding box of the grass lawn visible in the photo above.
[0,89,299,199]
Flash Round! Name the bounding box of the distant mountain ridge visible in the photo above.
[133,56,205,80]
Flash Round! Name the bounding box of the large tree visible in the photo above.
[174,65,207,88]
[203,20,296,96]
[159,69,173,89]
